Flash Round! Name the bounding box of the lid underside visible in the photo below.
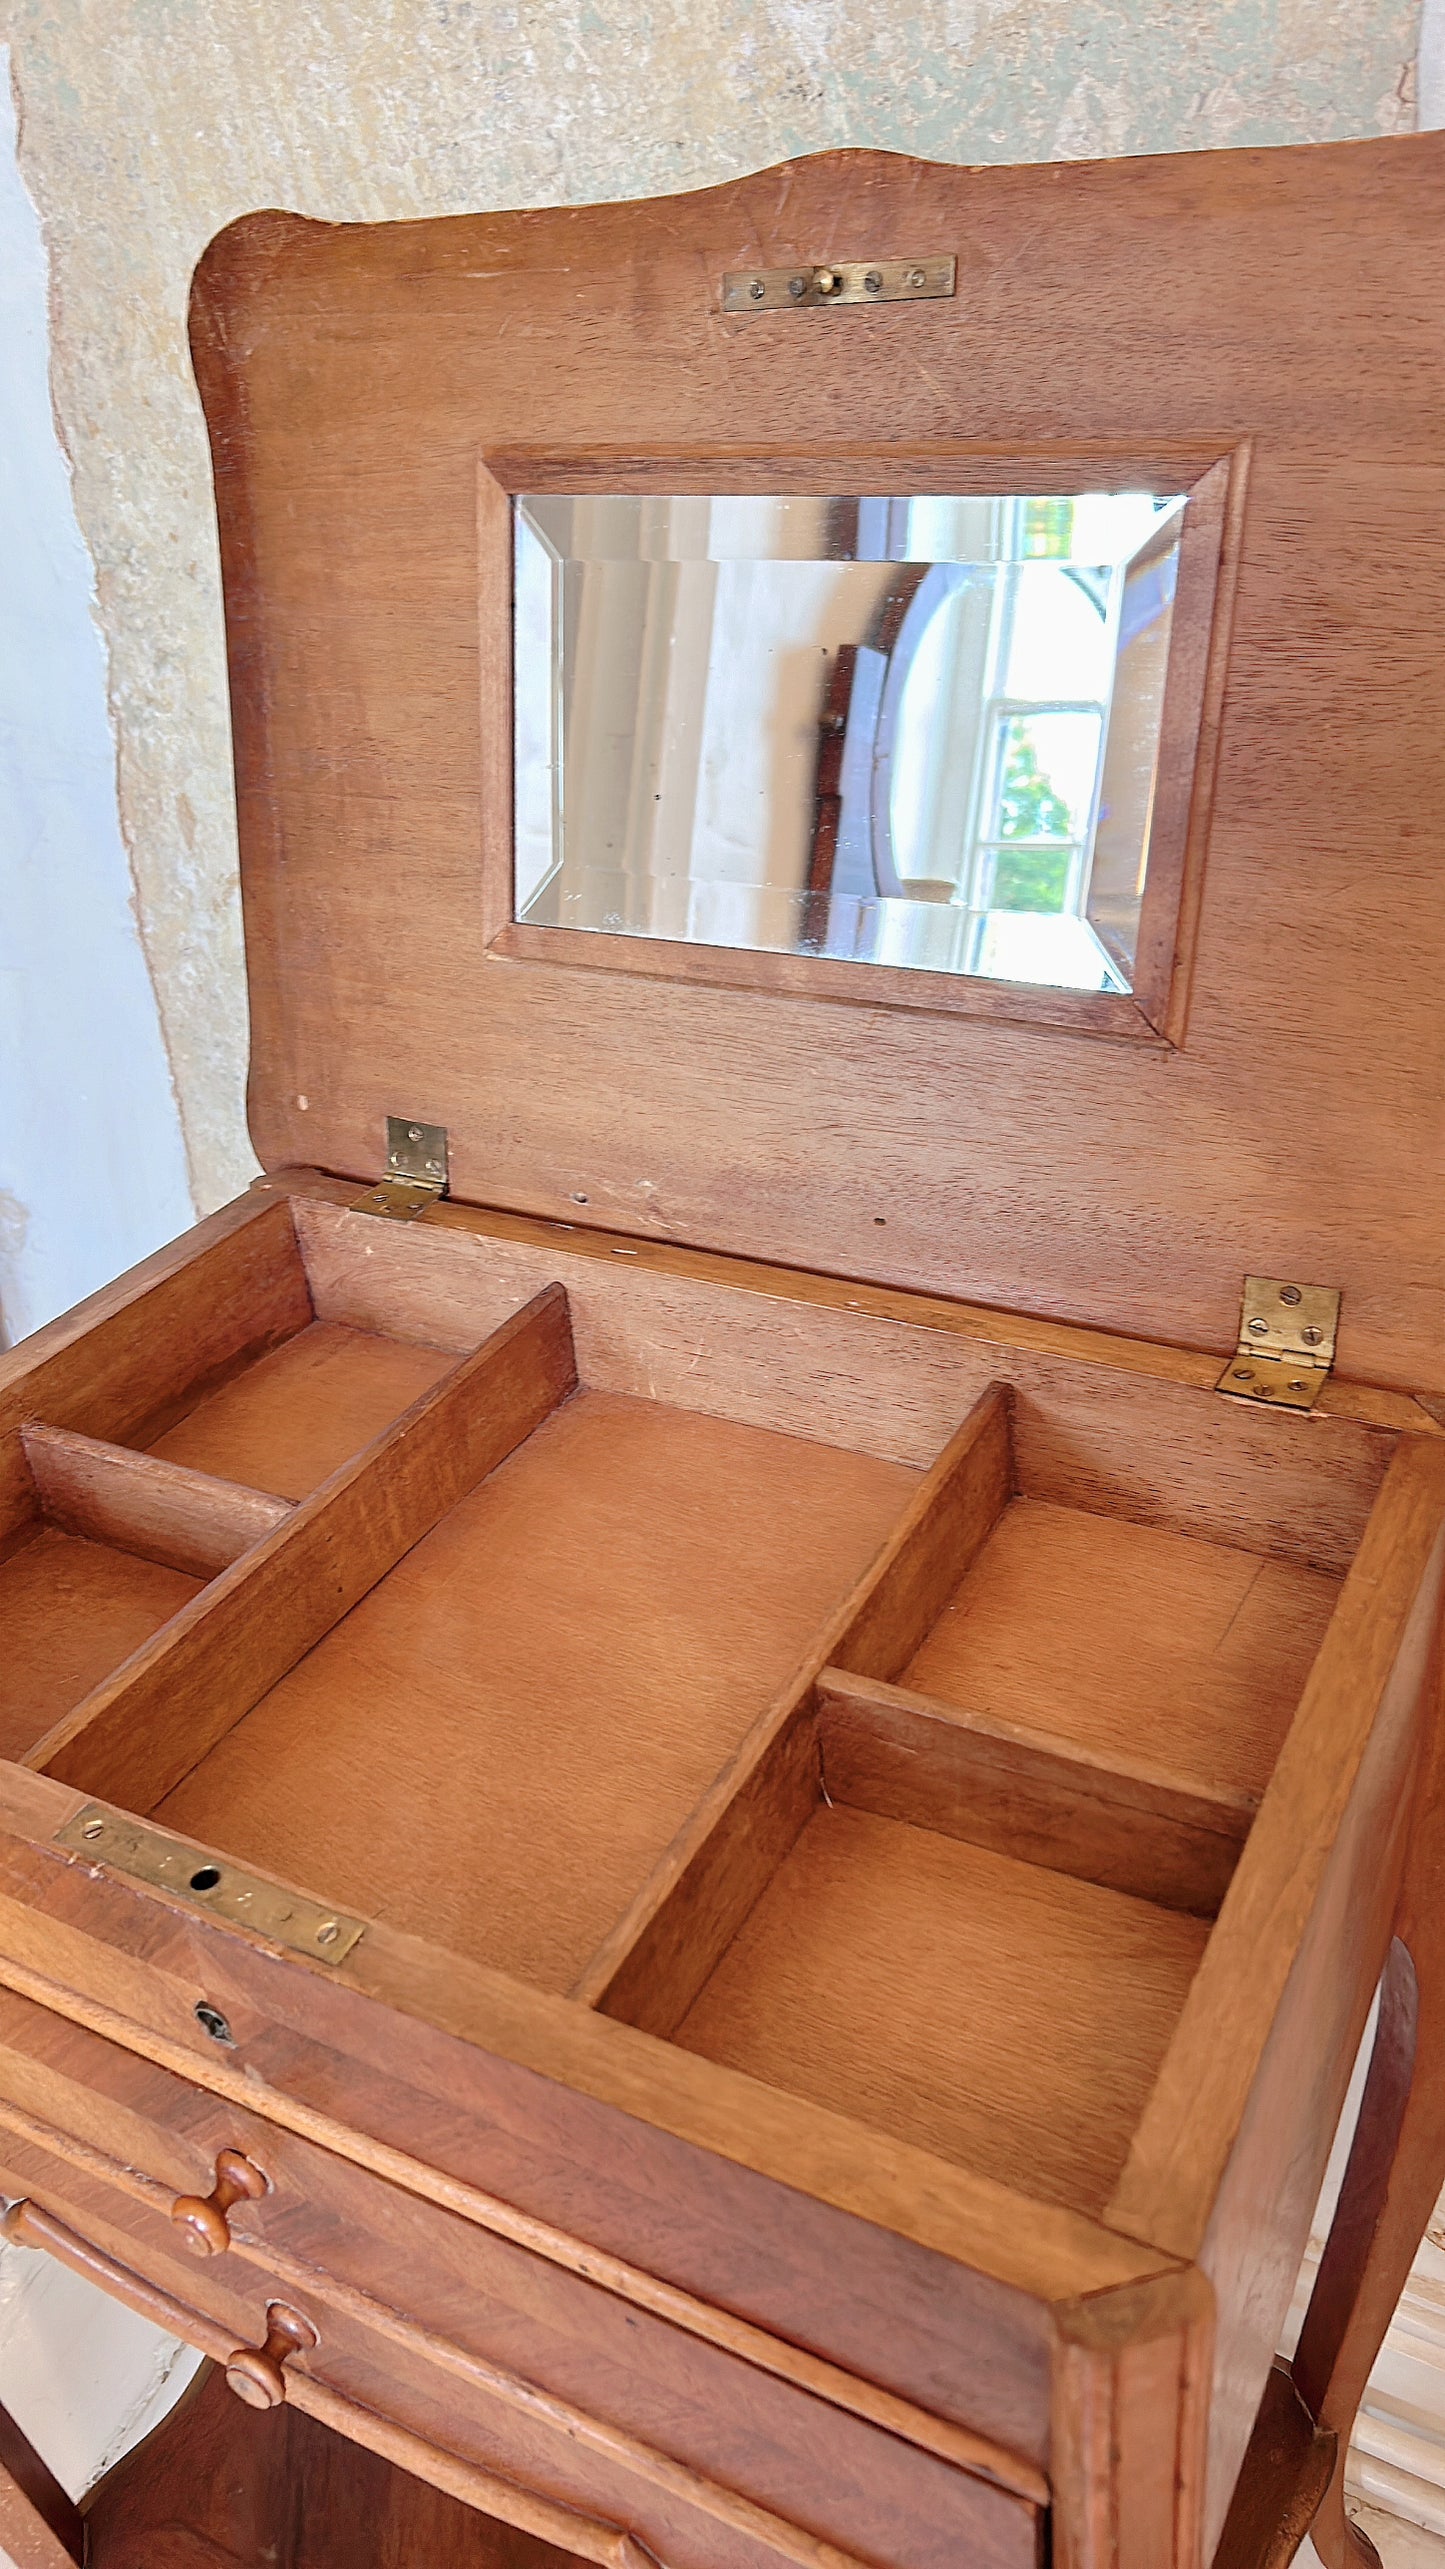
[190,137,1445,1398]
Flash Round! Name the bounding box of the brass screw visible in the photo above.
[316,1921,339,1947]
[864,269,883,293]
[907,266,926,288]
[1279,1284,1302,1306]
[749,277,765,301]
[407,1124,423,1142]
[81,1818,104,1842]
[1247,1315,1269,1336]
[788,274,807,299]
[1301,1324,1325,1346]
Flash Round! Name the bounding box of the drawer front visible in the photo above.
[0,1990,1041,2569]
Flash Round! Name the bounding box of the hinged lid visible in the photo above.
[189,137,1445,1400]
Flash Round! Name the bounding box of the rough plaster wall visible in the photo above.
[0,0,1423,1214]
[0,51,193,1347]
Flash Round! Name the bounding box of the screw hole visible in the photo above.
[874,1215,886,1224]
[571,1192,589,1205]
[189,1865,222,1892]
[195,2003,234,2046]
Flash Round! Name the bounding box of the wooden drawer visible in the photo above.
[0,1985,1042,2569]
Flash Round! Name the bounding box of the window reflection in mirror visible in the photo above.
[513,492,1187,995]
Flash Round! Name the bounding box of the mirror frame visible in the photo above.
[484,447,1247,1046]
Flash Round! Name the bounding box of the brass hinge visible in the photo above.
[352,1118,449,1222]
[722,257,956,315]
[1216,1277,1341,1411]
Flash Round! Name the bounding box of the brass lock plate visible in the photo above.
[57,1807,365,1964]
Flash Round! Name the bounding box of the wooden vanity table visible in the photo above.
[0,132,1442,2569]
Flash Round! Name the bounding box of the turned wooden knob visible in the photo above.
[171,2146,269,2255]
[224,2304,317,2410]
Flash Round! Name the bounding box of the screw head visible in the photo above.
[407,1125,423,1142]
[749,277,765,301]
[1279,1284,1302,1306]
[81,1818,104,1842]
[788,273,807,300]
[1301,1324,1324,1346]
[316,1921,339,1947]
[907,266,927,288]
[1247,1315,1270,1336]
[864,268,883,293]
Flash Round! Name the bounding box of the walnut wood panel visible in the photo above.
[815,1668,1251,1917]
[190,140,1445,1396]
[0,2152,1043,2569]
[0,1977,1046,2502]
[1106,1435,1445,2552]
[0,2004,1045,2563]
[288,1183,1403,1569]
[1049,2272,1212,2569]
[158,1390,916,1986]
[22,1425,291,1577]
[25,1284,577,1809]
[902,1496,1342,1805]
[0,1762,1174,2471]
[578,1384,1010,2028]
[0,2192,653,2569]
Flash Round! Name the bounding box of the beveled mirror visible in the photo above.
[511,470,1231,1030]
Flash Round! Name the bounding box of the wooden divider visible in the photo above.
[24,1286,577,1815]
[815,1668,1254,1918]
[577,1383,1014,2032]
[22,1425,292,1580]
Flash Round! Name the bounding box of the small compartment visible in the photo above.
[672,1804,1207,2214]
[143,1318,458,1499]
[0,1527,200,1761]
[902,1495,1342,1806]
[0,1423,293,1763]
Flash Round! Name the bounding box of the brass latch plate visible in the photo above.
[57,1807,365,1964]
[722,257,956,315]
[352,1116,449,1221]
[1217,1277,1342,1411]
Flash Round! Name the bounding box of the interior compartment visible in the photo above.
[144,1318,458,1498]
[0,1529,200,1760]
[155,1388,918,1990]
[902,1496,1342,1805]
[16,1189,1406,2219]
[672,1804,1208,2214]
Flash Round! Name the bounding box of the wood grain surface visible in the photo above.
[903,1495,1342,1803]
[674,1804,1208,2214]
[22,1425,291,1576]
[159,1389,916,1986]
[189,139,1445,1397]
[145,1318,457,1498]
[27,1285,577,1808]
